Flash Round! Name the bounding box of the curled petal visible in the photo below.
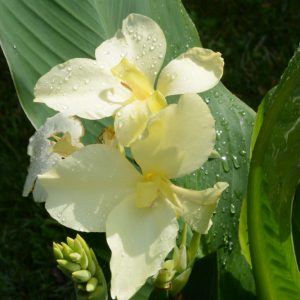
[171,182,229,233]
[96,14,166,84]
[157,48,224,96]
[37,144,141,232]
[23,113,83,200]
[107,197,178,300]
[34,58,131,119]
[132,94,216,179]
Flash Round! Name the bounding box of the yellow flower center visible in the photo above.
[135,172,183,212]
[111,58,167,113]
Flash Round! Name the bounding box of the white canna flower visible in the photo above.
[33,14,224,146]
[23,113,84,202]
[36,94,228,300]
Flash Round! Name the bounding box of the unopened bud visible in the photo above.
[53,242,63,259]
[86,277,98,292]
[57,259,81,273]
[69,252,81,262]
[72,270,92,283]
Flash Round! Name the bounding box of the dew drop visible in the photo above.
[222,259,227,267]
[232,155,240,169]
[84,79,90,85]
[204,97,210,104]
[67,67,72,72]
[72,85,78,91]
[13,44,17,49]
[221,156,230,173]
[150,45,155,51]
[239,149,247,157]
[230,203,236,215]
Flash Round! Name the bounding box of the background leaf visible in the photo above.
[248,46,300,299]
[0,0,256,299]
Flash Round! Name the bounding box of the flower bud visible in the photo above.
[72,270,92,282]
[53,234,107,300]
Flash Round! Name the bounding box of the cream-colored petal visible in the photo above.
[114,100,150,146]
[157,48,224,96]
[107,197,178,300]
[96,14,166,84]
[131,94,216,179]
[34,58,131,120]
[37,144,142,232]
[171,182,229,233]
[23,113,84,200]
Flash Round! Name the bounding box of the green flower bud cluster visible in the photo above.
[53,234,107,300]
[153,224,200,296]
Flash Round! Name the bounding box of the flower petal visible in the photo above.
[37,144,141,232]
[131,94,216,179]
[96,14,166,84]
[157,48,224,96]
[23,113,84,200]
[106,197,178,300]
[115,100,150,146]
[34,58,131,119]
[171,182,229,233]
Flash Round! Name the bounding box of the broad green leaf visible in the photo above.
[248,46,300,299]
[238,85,279,269]
[239,197,252,267]
[293,186,300,268]
[175,84,256,299]
[0,0,256,299]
